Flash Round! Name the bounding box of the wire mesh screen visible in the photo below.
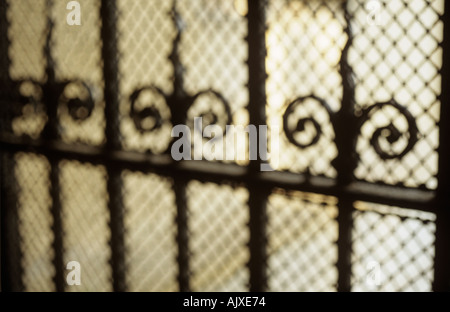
[15,153,54,292]
[352,202,436,291]
[6,0,105,144]
[117,0,248,156]
[59,160,111,292]
[266,0,345,177]
[1,0,449,293]
[118,0,176,153]
[350,0,444,189]
[267,190,338,291]
[122,171,178,292]
[187,181,249,292]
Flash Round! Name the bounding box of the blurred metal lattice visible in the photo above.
[123,171,178,292]
[352,202,436,291]
[178,0,248,113]
[187,181,249,292]
[7,0,105,144]
[349,0,444,189]
[1,0,449,293]
[266,0,348,177]
[118,0,248,157]
[50,0,105,146]
[59,160,111,292]
[118,0,175,153]
[7,0,47,138]
[15,153,54,292]
[267,190,338,291]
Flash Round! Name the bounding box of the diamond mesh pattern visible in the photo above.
[6,0,105,144]
[267,190,338,291]
[187,181,249,292]
[349,0,444,189]
[179,0,248,113]
[59,160,112,292]
[1,0,447,293]
[15,153,54,292]
[118,0,248,158]
[266,0,346,177]
[51,0,105,145]
[8,0,47,138]
[118,0,175,153]
[352,201,436,292]
[123,171,178,292]
[8,0,46,81]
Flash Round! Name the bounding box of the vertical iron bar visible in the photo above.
[106,168,126,292]
[0,0,10,113]
[49,155,65,292]
[40,1,65,292]
[334,3,356,292]
[433,2,450,292]
[247,0,268,292]
[0,0,11,291]
[100,0,127,292]
[1,153,24,292]
[174,179,190,292]
[0,0,22,292]
[168,0,191,292]
[169,0,186,102]
[335,199,353,292]
[102,0,121,151]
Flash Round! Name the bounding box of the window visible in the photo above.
[1,0,449,292]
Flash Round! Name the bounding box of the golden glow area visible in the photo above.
[5,0,445,292]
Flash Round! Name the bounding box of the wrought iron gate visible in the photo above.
[1,0,449,292]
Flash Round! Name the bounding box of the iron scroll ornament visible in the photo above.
[129,0,233,152]
[129,87,232,138]
[9,77,94,125]
[283,96,419,160]
[2,18,95,136]
[3,1,232,147]
[282,3,419,164]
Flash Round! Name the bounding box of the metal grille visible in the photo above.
[122,171,178,292]
[350,0,444,189]
[1,0,450,292]
[352,202,436,291]
[187,181,249,292]
[59,160,111,292]
[267,190,338,291]
[15,153,54,292]
[267,0,345,177]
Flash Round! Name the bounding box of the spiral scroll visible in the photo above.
[59,80,95,122]
[11,80,44,118]
[282,2,419,165]
[358,100,419,160]
[127,0,233,149]
[187,89,232,135]
[130,86,168,133]
[130,86,232,137]
[283,95,334,149]
[4,12,97,137]
[9,78,95,127]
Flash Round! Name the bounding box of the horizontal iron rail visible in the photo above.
[0,135,437,212]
